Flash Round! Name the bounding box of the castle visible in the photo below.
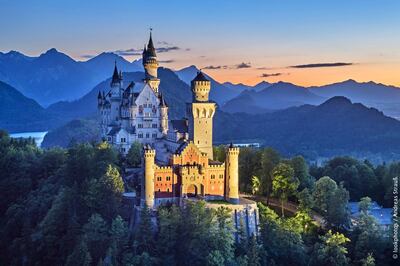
[98,32,240,208]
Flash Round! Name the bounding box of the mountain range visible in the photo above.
[1,48,400,162]
[0,49,143,106]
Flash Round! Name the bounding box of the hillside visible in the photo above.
[216,96,400,162]
[309,79,400,119]
[0,81,61,132]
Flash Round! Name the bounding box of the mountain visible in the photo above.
[309,79,400,119]
[215,96,400,163]
[222,81,324,113]
[223,80,271,92]
[41,96,400,163]
[175,65,245,104]
[41,119,101,148]
[0,81,61,132]
[46,67,192,122]
[0,49,143,106]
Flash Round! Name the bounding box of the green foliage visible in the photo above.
[272,163,299,217]
[361,253,375,266]
[127,141,143,167]
[358,197,372,213]
[251,175,260,195]
[313,176,350,229]
[310,230,350,266]
[213,145,226,162]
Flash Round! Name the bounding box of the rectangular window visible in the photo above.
[138,133,143,138]
[121,148,125,152]
[152,123,157,128]
[157,176,162,181]
[146,133,150,138]
[211,175,215,179]
[121,137,126,143]
[166,176,171,181]
[152,133,157,138]
[138,124,143,128]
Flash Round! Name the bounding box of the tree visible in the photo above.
[251,176,261,195]
[310,230,350,266]
[260,148,281,201]
[127,142,143,167]
[66,239,92,266]
[313,176,337,214]
[359,197,372,213]
[361,253,375,266]
[85,164,124,219]
[298,188,314,212]
[135,205,155,255]
[213,145,226,162]
[289,156,314,191]
[271,163,299,217]
[326,183,350,229]
[246,235,261,266]
[83,213,109,264]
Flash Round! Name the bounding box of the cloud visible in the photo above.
[114,48,142,56]
[290,62,353,68]
[235,62,251,69]
[157,41,171,45]
[260,73,285,78]
[203,65,228,70]
[159,59,175,63]
[156,46,180,53]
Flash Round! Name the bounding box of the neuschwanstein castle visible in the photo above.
[97,32,258,235]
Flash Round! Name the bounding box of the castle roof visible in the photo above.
[146,32,157,58]
[171,119,188,133]
[111,62,121,85]
[192,71,209,82]
[159,92,168,107]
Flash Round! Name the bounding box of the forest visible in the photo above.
[0,131,398,266]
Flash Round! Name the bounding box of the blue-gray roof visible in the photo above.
[348,201,392,226]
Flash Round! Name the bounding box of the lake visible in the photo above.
[10,131,48,147]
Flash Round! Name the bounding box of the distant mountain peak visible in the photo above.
[321,96,352,106]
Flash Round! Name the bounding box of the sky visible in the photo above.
[1,0,400,86]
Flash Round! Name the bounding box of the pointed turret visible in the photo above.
[142,30,160,92]
[111,61,121,87]
[147,31,157,58]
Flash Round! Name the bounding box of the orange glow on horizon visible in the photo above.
[203,63,400,88]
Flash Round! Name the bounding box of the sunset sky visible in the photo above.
[1,0,400,86]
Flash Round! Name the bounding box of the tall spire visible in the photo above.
[111,60,121,85]
[147,29,156,57]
